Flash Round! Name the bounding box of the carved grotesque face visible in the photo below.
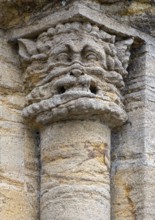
[19,23,133,127]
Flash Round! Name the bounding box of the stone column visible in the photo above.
[18,22,133,219]
[40,120,110,219]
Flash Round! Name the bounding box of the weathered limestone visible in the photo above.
[111,43,155,219]
[40,120,111,219]
[111,44,147,219]
[140,44,155,219]
[0,33,39,220]
[17,19,133,219]
[19,22,132,127]
[2,0,155,219]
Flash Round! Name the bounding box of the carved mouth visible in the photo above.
[24,67,126,125]
[23,84,125,128]
[57,85,98,95]
[56,80,99,95]
[89,82,98,94]
[23,75,108,119]
[23,88,110,119]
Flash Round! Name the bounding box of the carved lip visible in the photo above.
[23,92,110,118]
[35,97,128,128]
[23,92,127,128]
[23,73,124,125]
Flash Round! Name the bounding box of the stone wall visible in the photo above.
[0,31,39,219]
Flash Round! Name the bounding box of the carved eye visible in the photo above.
[56,52,70,62]
[85,52,98,61]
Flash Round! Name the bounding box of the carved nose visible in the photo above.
[70,69,84,77]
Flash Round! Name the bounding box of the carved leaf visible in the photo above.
[18,39,37,63]
[115,38,134,70]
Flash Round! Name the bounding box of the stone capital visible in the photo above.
[17,14,133,128]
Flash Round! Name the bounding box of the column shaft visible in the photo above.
[40,120,111,220]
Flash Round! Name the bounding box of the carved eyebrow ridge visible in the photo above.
[49,45,68,55]
[82,44,103,58]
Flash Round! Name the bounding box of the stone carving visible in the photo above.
[18,22,133,127]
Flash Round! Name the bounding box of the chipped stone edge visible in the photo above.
[7,3,155,45]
